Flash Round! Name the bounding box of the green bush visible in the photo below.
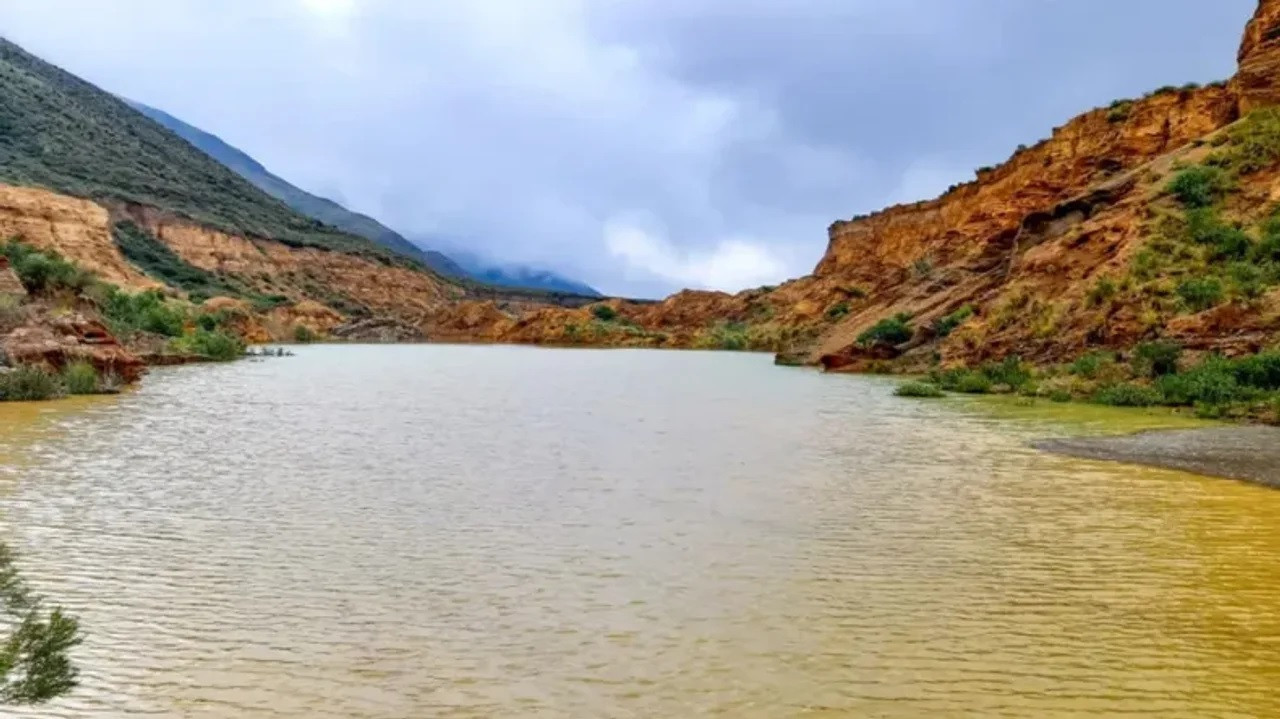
[1093,383,1162,407]
[1230,351,1280,390]
[895,381,945,398]
[1184,208,1252,259]
[825,301,851,321]
[293,324,319,343]
[1086,276,1118,307]
[1227,262,1268,299]
[955,372,994,394]
[1156,361,1245,406]
[981,356,1031,389]
[1068,351,1115,379]
[1255,216,1280,262]
[0,241,95,296]
[857,313,913,347]
[101,288,185,337]
[0,365,65,401]
[1166,166,1230,208]
[1217,107,1280,174]
[61,362,98,395]
[932,305,974,337]
[1133,341,1182,377]
[171,329,244,361]
[1177,277,1224,311]
[590,305,618,322]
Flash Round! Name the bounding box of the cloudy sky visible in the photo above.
[0,0,1256,297]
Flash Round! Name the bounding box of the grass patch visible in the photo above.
[1166,166,1230,208]
[61,361,98,395]
[293,324,320,343]
[169,329,244,361]
[0,365,65,401]
[895,381,945,398]
[1176,276,1224,312]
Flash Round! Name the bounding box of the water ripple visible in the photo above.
[0,345,1277,718]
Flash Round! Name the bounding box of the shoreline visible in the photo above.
[1035,426,1280,488]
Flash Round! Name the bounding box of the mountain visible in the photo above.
[129,101,600,297]
[125,101,467,278]
[445,251,601,297]
[0,38,406,261]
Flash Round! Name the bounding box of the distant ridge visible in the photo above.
[129,101,601,297]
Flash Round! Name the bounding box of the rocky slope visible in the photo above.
[487,0,1280,371]
[4,3,1280,381]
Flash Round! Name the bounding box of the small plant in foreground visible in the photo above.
[895,381,945,398]
[0,542,82,705]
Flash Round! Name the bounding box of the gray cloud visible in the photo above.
[0,0,1255,297]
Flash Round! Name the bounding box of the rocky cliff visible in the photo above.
[4,3,1280,376]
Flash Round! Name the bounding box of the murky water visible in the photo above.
[1,345,1279,718]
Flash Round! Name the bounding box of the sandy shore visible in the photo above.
[1035,426,1280,488]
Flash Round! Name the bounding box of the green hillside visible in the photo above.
[0,37,413,262]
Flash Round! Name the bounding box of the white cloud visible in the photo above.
[605,219,787,291]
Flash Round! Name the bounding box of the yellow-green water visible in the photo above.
[1,346,1279,718]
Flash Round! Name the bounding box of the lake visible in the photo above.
[1,345,1279,718]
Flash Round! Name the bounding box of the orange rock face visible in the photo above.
[3,312,146,383]
[1234,0,1280,112]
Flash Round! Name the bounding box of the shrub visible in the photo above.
[590,305,617,322]
[100,288,185,338]
[981,355,1032,389]
[932,305,974,338]
[61,361,98,395]
[1183,208,1253,260]
[1218,107,1280,174]
[1106,101,1133,123]
[0,294,26,331]
[293,325,319,343]
[1133,341,1182,377]
[1156,361,1244,406]
[0,365,65,401]
[0,242,95,296]
[1068,350,1115,379]
[1166,166,1230,208]
[825,301,850,321]
[1177,277,1224,311]
[251,294,290,313]
[1093,383,1162,407]
[1227,261,1268,299]
[1228,351,1280,390]
[954,372,994,394]
[911,257,934,278]
[172,329,244,361]
[1086,276,1118,307]
[895,381,945,398]
[857,313,913,347]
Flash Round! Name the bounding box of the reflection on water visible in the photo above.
[1,345,1278,718]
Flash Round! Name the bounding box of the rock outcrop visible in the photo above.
[3,312,145,382]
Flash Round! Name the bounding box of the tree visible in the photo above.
[0,542,81,705]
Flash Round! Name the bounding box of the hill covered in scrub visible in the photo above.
[5,2,1280,406]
